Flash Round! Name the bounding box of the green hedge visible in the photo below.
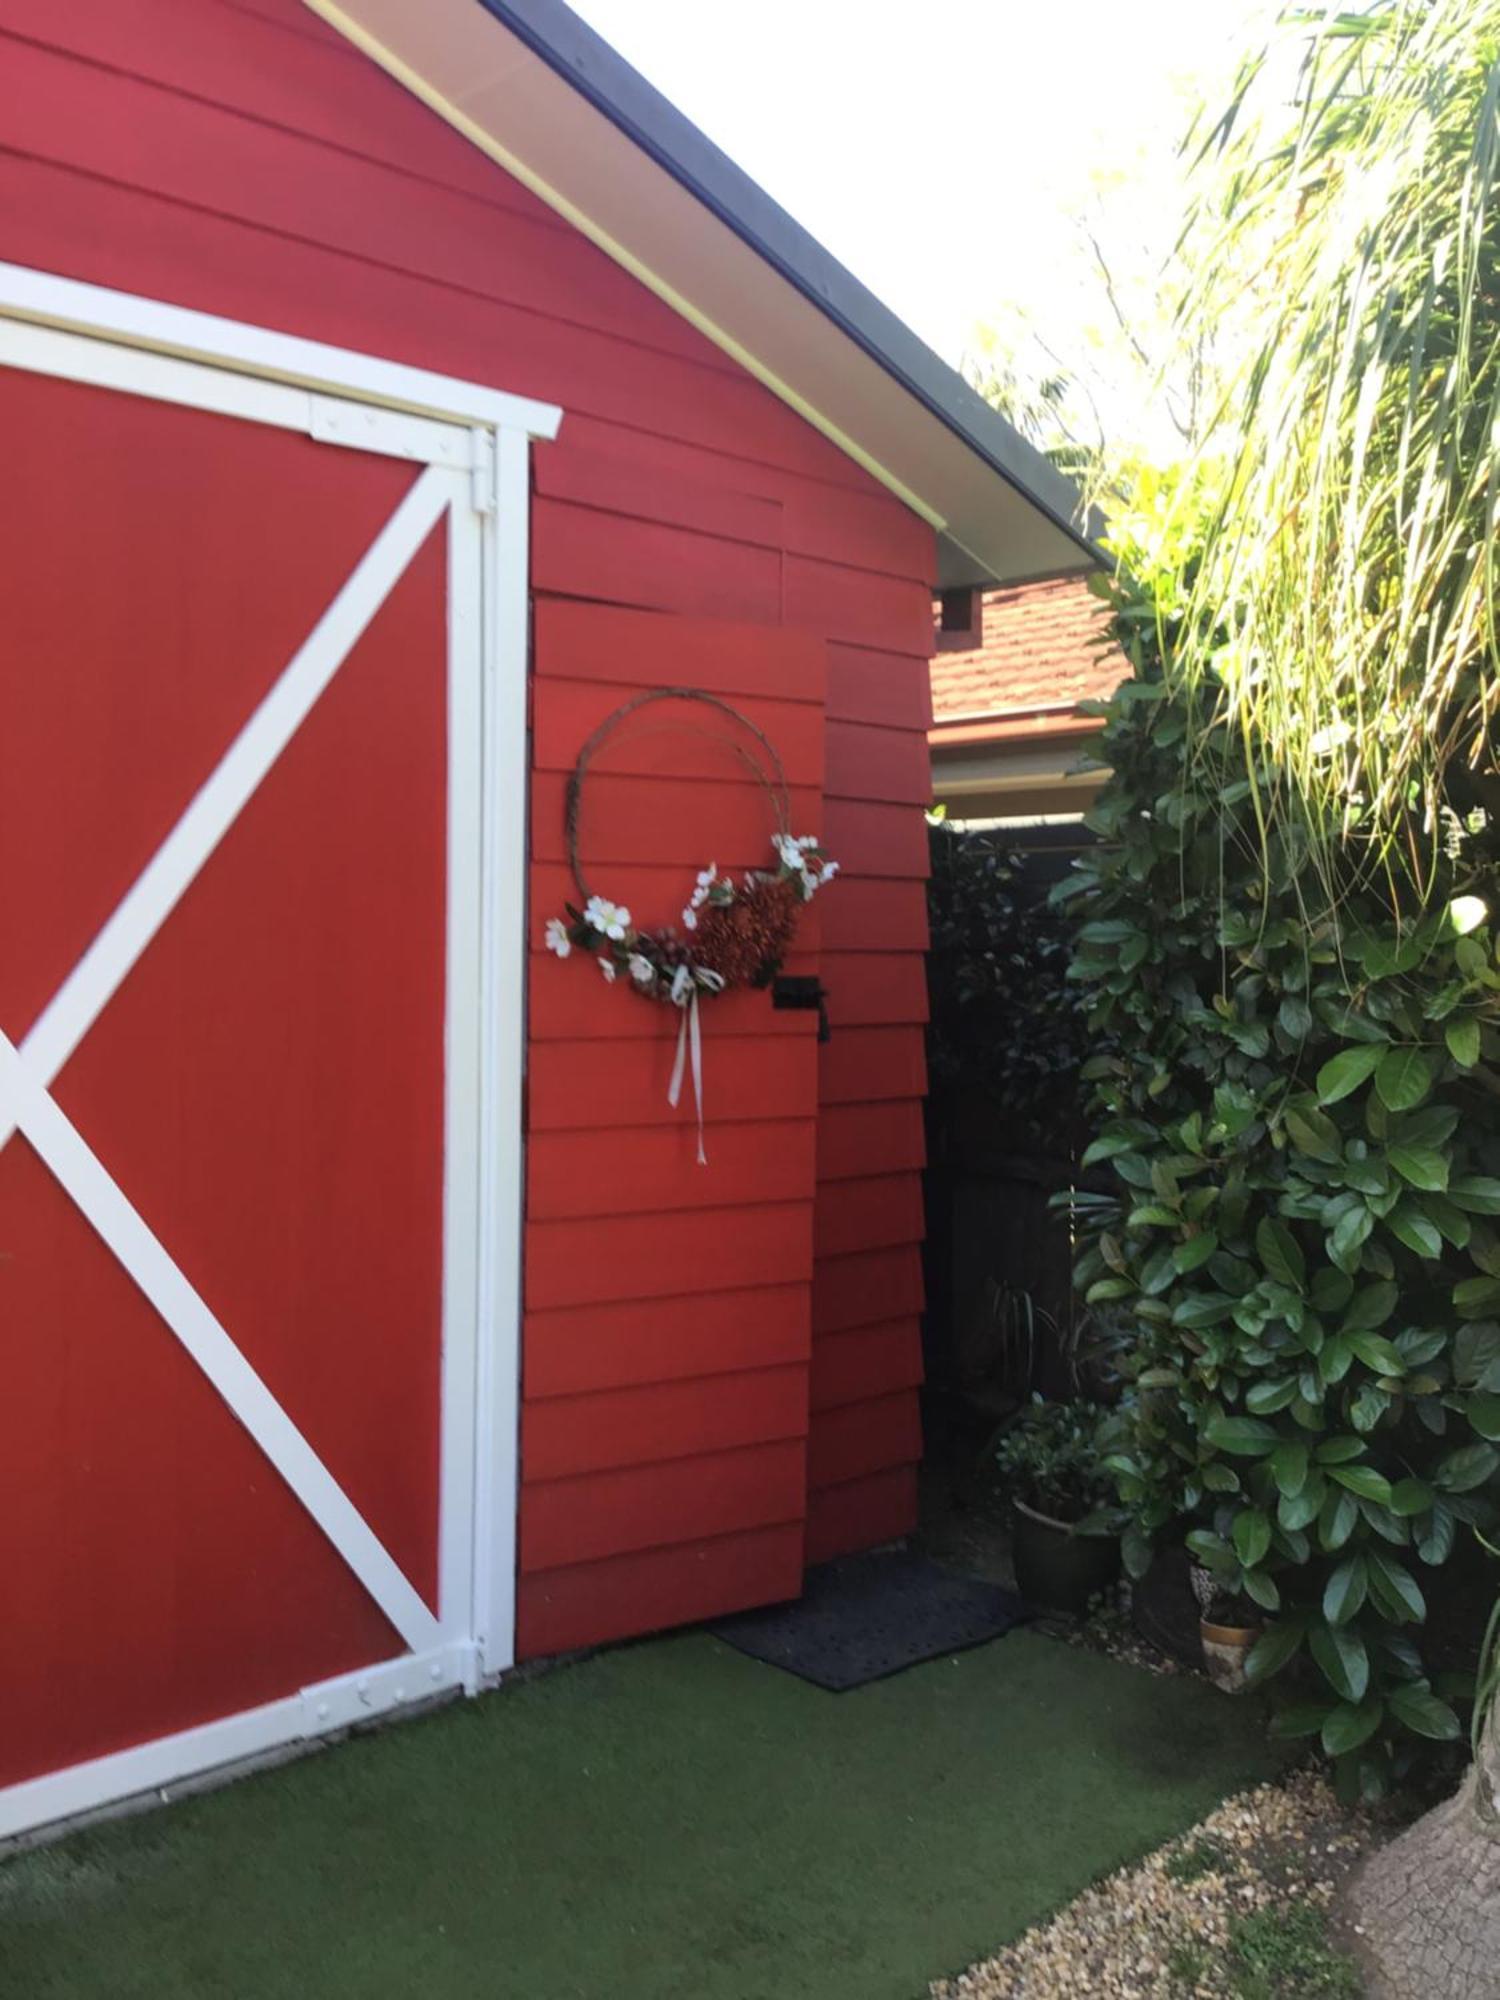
[1063,573,1500,1798]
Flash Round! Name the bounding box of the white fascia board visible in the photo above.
[934,747,1103,796]
[302,0,1090,586]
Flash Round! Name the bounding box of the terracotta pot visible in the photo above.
[1011,1498,1121,1616]
[1200,1616,1259,1693]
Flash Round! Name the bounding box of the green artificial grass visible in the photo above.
[1,1630,1277,2000]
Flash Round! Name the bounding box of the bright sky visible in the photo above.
[567,0,1269,377]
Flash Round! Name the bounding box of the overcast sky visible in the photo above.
[565,0,1272,377]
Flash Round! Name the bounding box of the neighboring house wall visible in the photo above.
[0,0,931,1651]
[930,576,1122,819]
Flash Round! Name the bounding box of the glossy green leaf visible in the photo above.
[1366,1550,1426,1623]
[1328,1463,1394,1505]
[1414,1502,1455,1565]
[1278,1483,1324,1531]
[1244,1569,1281,1612]
[1455,1323,1500,1385]
[1455,1277,1500,1317]
[1205,1414,1282,1457]
[1245,1619,1306,1683]
[1172,1231,1219,1274]
[1389,1478,1434,1516]
[1343,1281,1398,1332]
[1387,1205,1443,1259]
[1346,1331,1406,1376]
[1376,1048,1433,1112]
[1255,1216,1306,1290]
[1322,1696,1384,1757]
[1315,1437,1369,1464]
[1320,1487,1360,1551]
[1233,1507,1273,1568]
[1329,1205,1376,1269]
[1387,1684,1462,1740]
[1285,1104,1342,1161]
[1435,1443,1500,1492]
[1311,1620,1370,1702]
[1323,1554,1368,1625]
[1246,1378,1298,1415]
[1389,1146,1450,1192]
[1121,1525,1154,1581]
[1271,1439,1311,1496]
[1311,1267,1355,1314]
[1316,1045,1384,1105]
[1186,1529,1237,1574]
[1445,1018,1481,1067]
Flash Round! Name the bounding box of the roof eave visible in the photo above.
[302,0,1102,587]
[475,0,1100,577]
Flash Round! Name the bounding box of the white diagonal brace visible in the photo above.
[5,464,453,1147]
[0,1034,442,1657]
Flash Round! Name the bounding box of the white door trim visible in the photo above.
[0,268,557,1841]
[0,260,561,442]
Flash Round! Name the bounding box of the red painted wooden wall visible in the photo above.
[0,0,933,1651]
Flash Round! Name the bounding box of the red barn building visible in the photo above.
[0,0,1092,1839]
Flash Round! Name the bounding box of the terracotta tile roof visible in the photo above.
[930,575,1127,731]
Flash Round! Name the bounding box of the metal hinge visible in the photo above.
[470,426,497,515]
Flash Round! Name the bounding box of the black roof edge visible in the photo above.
[473,0,1103,570]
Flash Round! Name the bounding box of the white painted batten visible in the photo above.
[8,468,455,1134]
[0,259,561,441]
[0,1034,443,1657]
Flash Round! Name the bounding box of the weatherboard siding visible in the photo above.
[0,0,931,1651]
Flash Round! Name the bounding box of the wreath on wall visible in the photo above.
[546,687,837,1160]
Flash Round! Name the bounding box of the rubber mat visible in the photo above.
[709,1551,1032,1691]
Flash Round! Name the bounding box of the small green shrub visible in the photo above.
[1062,560,1500,1797]
[994,1396,1119,1523]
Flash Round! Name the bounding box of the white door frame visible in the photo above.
[0,263,559,1842]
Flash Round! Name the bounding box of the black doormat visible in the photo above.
[708,1551,1033,1692]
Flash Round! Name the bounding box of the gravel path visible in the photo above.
[931,1769,1375,1999]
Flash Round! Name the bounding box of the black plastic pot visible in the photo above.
[1011,1497,1121,1615]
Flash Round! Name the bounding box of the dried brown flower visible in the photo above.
[691,876,800,987]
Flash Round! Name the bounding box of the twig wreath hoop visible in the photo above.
[546,686,837,1163]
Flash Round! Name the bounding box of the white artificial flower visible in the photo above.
[819,860,840,884]
[628,952,655,986]
[682,906,699,930]
[544,917,572,959]
[775,834,808,875]
[696,862,718,887]
[597,955,617,983]
[797,834,819,849]
[584,895,631,942]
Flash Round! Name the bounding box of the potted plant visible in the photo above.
[1188,1562,1261,1694]
[996,1396,1122,1614]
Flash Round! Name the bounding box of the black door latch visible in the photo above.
[771,974,830,1043]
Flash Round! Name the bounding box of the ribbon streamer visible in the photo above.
[667,986,708,1166]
